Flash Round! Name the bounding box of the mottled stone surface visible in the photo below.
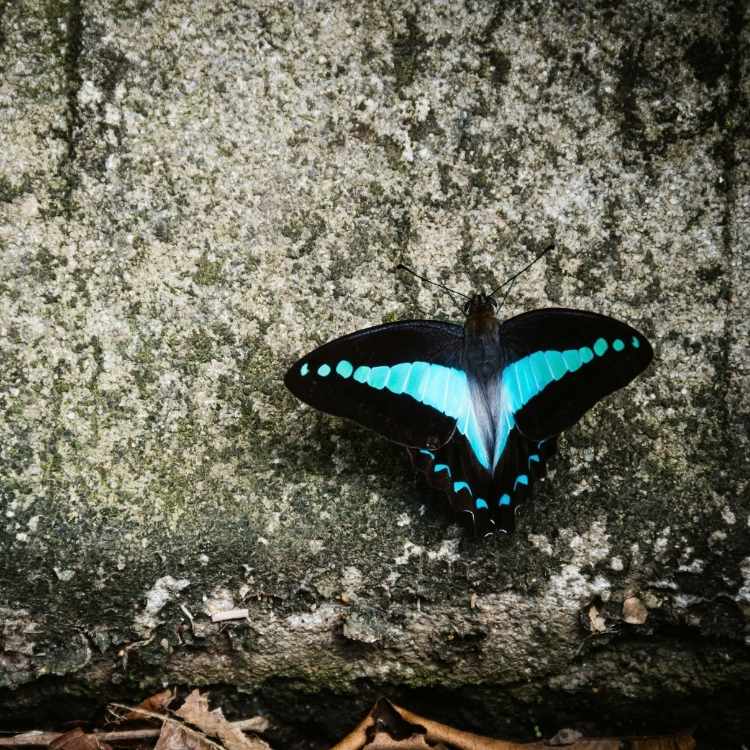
[0,0,748,746]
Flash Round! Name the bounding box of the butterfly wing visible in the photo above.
[461,308,654,530]
[422,307,652,534]
[284,320,466,450]
[497,308,653,441]
[408,430,559,534]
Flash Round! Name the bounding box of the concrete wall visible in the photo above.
[1,1,748,745]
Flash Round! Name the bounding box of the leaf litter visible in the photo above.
[0,691,694,750]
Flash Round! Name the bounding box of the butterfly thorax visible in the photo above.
[463,293,502,382]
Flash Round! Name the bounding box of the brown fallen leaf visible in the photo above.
[331,699,695,750]
[331,699,518,750]
[175,690,271,750]
[153,720,212,750]
[122,689,176,723]
[48,729,111,750]
[588,604,607,634]
[623,596,649,625]
[0,718,269,748]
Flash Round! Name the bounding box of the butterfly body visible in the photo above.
[285,293,653,534]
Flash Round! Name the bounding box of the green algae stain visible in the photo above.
[193,254,225,286]
[0,174,30,203]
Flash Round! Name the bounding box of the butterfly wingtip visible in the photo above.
[283,357,307,390]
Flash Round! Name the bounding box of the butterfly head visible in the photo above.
[463,292,498,319]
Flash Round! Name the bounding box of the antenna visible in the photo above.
[489,242,554,298]
[394,263,468,313]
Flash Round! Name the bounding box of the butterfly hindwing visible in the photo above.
[490,432,559,532]
[498,308,653,441]
[284,320,466,450]
[410,432,559,534]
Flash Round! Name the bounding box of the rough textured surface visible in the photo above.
[0,0,748,746]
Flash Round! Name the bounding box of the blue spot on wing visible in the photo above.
[515,359,536,403]
[562,349,581,372]
[404,362,429,400]
[492,408,516,475]
[368,366,389,389]
[336,360,353,378]
[380,362,489,468]
[422,366,450,413]
[385,363,411,393]
[444,369,469,420]
[545,351,567,380]
[529,351,553,390]
[353,365,370,383]
[328,359,487,468]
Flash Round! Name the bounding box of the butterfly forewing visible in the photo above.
[284,320,465,450]
[498,308,653,440]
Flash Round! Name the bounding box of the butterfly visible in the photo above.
[284,258,653,535]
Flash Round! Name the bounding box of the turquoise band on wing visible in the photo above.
[494,335,641,469]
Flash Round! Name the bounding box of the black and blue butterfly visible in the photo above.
[284,255,653,534]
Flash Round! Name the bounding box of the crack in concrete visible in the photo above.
[61,0,84,218]
[0,0,9,53]
[717,0,746,485]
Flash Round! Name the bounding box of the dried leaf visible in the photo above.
[588,605,607,633]
[175,690,271,750]
[332,700,695,750]
[49,729,111,750]
[366,699,427,744]
[627,734,695,750]
[362,736,436,749]
[623,596,649,625]
[122,689,176,723]
[153,721,211,750]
